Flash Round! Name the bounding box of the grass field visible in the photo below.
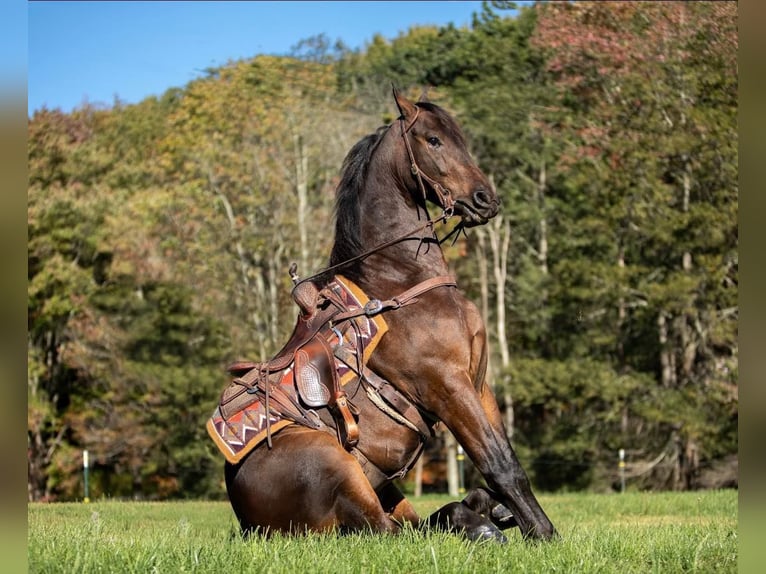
[28,490,737,573]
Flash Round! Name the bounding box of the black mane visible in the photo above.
[328,124,388,279]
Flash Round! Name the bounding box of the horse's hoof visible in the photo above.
[490,504,517,528]
[465,524,508,544]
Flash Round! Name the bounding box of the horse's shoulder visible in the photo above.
[449,289,487,334]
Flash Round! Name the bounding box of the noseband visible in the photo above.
[400,107,455,218]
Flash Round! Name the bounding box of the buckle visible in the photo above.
[364,299,383,315]
[331,325,344,346]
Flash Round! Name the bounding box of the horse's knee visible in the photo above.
[425,501,507,543]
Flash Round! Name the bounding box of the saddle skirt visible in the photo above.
[206,275,388,464]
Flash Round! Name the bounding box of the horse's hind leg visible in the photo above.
[332,468,401,535]
[420,487,520,543]
[225,427,399,535]
[377,482,421,526]
[373,481,506,542]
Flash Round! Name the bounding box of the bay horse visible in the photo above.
[223,89,557,542]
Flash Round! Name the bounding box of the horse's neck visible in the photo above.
[356,169,452,295]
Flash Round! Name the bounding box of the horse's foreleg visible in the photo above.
[438,382,558,541]
[478,384,556,540]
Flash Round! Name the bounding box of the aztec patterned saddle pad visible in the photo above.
[206,276,387,464]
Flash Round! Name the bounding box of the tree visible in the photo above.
[28,106,113,499]
[27,5,737,497]
[532,1,737,488]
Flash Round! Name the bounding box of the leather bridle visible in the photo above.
[399,106,456,218]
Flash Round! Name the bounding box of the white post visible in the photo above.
[445,432,459,497]
[83,450,90,503]
[457,445,465,495]
[618,448,626,494]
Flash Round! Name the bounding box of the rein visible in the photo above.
[294,212,453,288]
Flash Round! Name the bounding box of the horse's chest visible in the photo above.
[373,297,486,383]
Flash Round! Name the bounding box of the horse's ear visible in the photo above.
[392,86,417,120]
[417,87,430,103]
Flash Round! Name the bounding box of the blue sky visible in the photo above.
[28,1,495,116]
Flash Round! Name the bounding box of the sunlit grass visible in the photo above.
[28,490,737,573]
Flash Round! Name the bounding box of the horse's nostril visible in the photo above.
[473,189,494,208]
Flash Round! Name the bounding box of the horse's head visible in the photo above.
[393,88,499,227]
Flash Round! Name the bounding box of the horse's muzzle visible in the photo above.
[455,190,500,227]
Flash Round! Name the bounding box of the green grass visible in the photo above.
[28,490,737,573]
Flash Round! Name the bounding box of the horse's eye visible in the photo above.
[426,136,442,148]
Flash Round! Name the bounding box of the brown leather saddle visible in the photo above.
[218,273,361,449]
[213,266,456,452]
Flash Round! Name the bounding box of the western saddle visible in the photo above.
[215,264,456,451]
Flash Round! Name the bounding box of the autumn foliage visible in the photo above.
[28,2,737,500]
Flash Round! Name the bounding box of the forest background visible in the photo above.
[27,2,738,501]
